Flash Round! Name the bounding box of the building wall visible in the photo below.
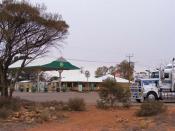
[16,81,47,92]
[48,81,101,92]
[15,81,128,92]
[15,82,33,92]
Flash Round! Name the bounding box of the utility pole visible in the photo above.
[126,54,134,84]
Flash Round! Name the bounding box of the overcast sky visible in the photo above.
[30,0,175,72]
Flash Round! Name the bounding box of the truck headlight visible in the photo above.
[142,88,145,93]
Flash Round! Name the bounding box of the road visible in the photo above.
[14,92,175,106]
[14,92,99,105]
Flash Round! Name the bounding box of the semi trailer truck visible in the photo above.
[130,59,175,102]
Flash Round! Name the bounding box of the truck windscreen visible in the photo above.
[151,72,159,78]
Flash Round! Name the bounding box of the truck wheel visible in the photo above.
[146,92,158,101]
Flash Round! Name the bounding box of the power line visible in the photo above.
[66,58,120,64]
[47,55,120,64]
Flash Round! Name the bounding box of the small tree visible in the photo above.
[98,78,131,108]
[95,66,108,77]
[117,60,134,80]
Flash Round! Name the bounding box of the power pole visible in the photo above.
[126,54,134,84]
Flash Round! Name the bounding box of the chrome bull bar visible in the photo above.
[130,85,143,99]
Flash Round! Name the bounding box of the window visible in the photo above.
[142,80,158,86]
[135,80,141,86]
[164,73,169,79]
[143,81,149,85]
[151,72,159,78]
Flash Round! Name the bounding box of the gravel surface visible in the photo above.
[13,92,99,105]
[13,92,175,106]
[0,122,35,131]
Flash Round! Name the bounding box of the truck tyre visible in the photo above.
[146,92,158,101]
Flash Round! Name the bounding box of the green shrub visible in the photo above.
[98,78,131,108]
[136,101,166,116]
[67,98,86,111]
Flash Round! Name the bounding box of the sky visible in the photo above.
[29,0,175,72]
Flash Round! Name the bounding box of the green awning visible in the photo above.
[42,57,80,70]
[9,57,79,71]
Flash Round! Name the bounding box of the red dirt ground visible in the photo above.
[26,106,175,131]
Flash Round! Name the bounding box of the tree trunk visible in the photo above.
[1,84,9,97]
[0,70,9,97]
[1,84,8,97]
[9,86,14,98]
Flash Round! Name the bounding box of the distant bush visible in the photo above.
[97,78,131,109]
[136,101,166,116]
[68,98,86,111]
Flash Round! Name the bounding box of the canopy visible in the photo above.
[42,57,80,70]
[10,57,79,71]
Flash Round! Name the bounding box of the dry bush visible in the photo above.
[0,97,21,119]
[96,100,109,109]
[139,120,149,129]
[67,98,86,111]
[0,107,11,119]
[0,97,21,112]
[122,101,131,108]
[41,101,68,111]
[97,78,131,109]
[39,110,50,122]
[136,101,166,117]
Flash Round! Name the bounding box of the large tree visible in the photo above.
[0,0,68,97]
[117,60,134,81]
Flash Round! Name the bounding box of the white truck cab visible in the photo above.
[130,78,159,102]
